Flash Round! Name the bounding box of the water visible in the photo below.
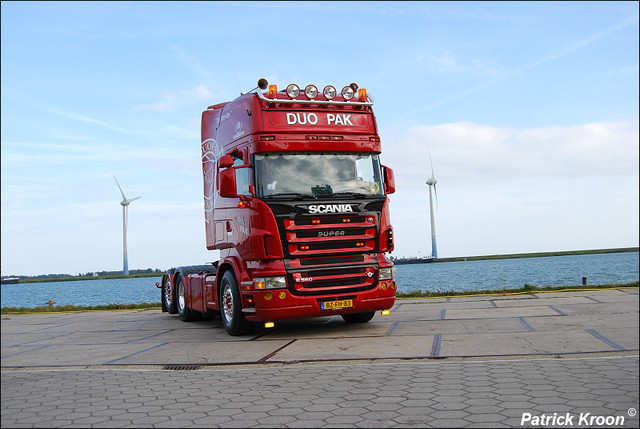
[1,253,638,308]
[1,277,163,309]
[394,252,639,294]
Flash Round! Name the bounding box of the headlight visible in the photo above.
[286,84,300,98]
[305,85,318,99]
[341,85,355,100]
[379,268,394,281]
[254,276,287,290]
[323,85,336,100]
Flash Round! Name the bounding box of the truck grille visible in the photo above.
[282,215,379,295]
[283,216,376,257]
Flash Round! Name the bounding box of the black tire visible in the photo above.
[219,270,253,336]
[161,270,177,314]
[176,274,195,322]
[341,311,375,323]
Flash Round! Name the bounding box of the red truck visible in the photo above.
[158,78,396,335]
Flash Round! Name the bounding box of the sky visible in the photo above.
[1,1,638,277]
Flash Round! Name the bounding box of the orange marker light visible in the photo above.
[268,85,278,98]
[358,88,367,102]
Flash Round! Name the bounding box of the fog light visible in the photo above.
[264,292,273,300]
[265,322,275,328]
[279,291,287,299]
[381,310,390,316]
[341,86,355,100]
[305,85,318,99]
[286,84,300,98]
[323,85,336,99]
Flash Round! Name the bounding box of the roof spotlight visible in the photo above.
[341,85,355,100]
[286,84,300,98]
[323,85,337,100]
[304,85,318,99]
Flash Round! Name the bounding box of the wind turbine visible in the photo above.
[425,155,438,259]
[113,176,141,275]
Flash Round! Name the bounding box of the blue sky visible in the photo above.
[1,1,638,276]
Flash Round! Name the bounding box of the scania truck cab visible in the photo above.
[159,79,396,335]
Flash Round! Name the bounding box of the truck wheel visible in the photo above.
[176,274,195,322]
[161,273,177,314]
[341,312,375,323]
[219,270,253,336]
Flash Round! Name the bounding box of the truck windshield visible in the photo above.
[254,152,385,199]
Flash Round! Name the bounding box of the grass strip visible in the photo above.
[395,281,638,299]
[2,282,637,314]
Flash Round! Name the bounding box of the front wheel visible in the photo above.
[219,271,253,336]
[341,312,375,323]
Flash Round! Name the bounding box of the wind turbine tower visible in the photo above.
[113,176,141,275]
[426,157,438,259]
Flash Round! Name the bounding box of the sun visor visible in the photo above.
[263,110,375,134]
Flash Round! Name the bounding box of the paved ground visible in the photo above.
[2,288,638,427]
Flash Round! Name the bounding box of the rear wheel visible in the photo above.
[161,271,177,314]
[220,271,253,336]
[341,312,375,323]
[176,274,195,322]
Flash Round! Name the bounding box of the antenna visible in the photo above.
[233,71,252,116]
[113,176,141,275]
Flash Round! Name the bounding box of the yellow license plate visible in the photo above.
[321,299,353,310]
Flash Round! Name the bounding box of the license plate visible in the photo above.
[321,299,353,310]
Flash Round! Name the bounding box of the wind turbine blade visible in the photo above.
[428,149,435,178]
[434,183,439,210]
[113,176,127,201]
[125,196,141,205]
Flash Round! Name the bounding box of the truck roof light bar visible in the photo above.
[253,79,373,107]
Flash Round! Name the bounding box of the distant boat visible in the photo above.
[1,277,19,284]
[393,257,435,265]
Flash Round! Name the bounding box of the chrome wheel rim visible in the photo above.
[222,284,233,322]
[163,277,172,307]
[177,280,185,312]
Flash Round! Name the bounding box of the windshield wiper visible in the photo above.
[265,192,316,200]
[328,192,371,199]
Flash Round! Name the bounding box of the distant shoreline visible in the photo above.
[3,247,638,283]
[392,246,639,265]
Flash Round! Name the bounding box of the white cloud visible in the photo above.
[384,120,639,190]
[383,120,639,258]
[135,85,213,112]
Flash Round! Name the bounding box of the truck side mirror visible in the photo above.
[219,168,237,197]
[219,155,234,169]
[382,166,395,194]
